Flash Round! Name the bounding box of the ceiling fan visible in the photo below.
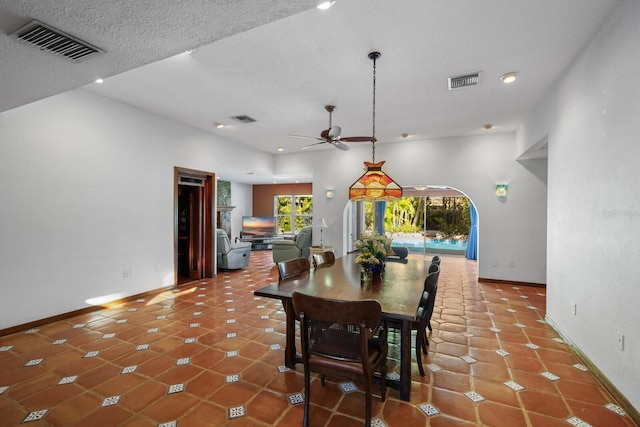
[289,105,373,151]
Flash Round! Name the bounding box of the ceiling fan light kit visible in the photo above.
[349,51,403,202]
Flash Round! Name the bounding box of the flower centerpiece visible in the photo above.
[353,232,392,277]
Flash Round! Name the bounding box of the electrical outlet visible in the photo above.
[508,261,515,268]
[156,263,161,273]
[617,333,625,351]
[571,302,577,316]
[123,269,130,278]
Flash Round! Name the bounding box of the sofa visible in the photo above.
[272,226,312,264]
[216,229,252,270]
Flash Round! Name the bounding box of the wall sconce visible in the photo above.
[495,184,508,197]
[326,188,334,199]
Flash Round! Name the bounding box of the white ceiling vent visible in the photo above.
[11,21,104,62]
[448,72,480,90]
[231,115,257,124]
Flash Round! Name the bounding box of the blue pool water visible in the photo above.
[392,238,467,252]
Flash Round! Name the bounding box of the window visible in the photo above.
[275,195,313,234]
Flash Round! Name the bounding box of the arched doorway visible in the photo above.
[343,185,478,260]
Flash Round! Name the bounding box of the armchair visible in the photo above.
[272,226,312,263]
[216,229,252,270]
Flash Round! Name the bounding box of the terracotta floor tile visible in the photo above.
[46,392,102,426]
[0,252,637,427]
[209,381,262,407]
[72,405,134,427]
[138,392,201,422]
[520,388,571,418]
[176,401,228,427]
[429,414,478,426]
[473,377,521,408]
[478,401,528,426]
[246,389,291,425]
[431,387,477,423]
[432,370,471,393]
[557,379,611,406]
[505,354,546,373]
[470,361,511,382]
[565,398,634,427]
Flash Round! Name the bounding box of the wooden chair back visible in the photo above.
[277,257,311,281]
[312,250,335,268]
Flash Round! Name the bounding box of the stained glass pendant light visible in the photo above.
[349,52,403,202]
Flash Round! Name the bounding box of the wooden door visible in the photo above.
[175,169,214,285]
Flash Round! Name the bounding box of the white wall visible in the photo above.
[0,90,271,329]
[275,131,548,284]
[521,0,640,411]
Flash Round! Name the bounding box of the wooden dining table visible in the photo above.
[253,252,431,401]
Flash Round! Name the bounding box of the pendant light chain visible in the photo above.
[371,52,378,163]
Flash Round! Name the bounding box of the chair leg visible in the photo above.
[416,331,425,377]
[303,365,311,427]
[380,361,387,402]
[364,375,372,427]
[422,328,429,353]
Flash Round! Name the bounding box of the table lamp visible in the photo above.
[318,218,328,247]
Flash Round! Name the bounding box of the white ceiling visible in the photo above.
[1,0,620,184]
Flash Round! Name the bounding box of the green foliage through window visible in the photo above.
[275,195,313,234]
[363,196,471,238]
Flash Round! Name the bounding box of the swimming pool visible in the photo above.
[391,238,467,253]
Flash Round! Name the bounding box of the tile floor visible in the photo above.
[0,251,636,426]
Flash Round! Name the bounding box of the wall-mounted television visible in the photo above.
[241,216,277,237]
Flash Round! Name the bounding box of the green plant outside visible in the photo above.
[364,196,471,238]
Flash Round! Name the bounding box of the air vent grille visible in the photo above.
[179,176,205,187]
[11,21,103,62]
[448,72,480,90]
[231,115,257,124]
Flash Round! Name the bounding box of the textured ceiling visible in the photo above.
[0,0,317,112]
[1,0,621,184]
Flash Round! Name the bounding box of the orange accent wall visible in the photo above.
[252,183,313,216]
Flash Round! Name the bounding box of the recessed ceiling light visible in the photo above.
[500,72,519,84]
[95,78,104,84]
[277,147,284,152]
[483,123,494,130]
[214,122,225,129]
[317,1,335,10]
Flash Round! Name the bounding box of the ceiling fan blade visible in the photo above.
[302,141,326,150]
[289,134,324,141]
[328,126,341,138]
[340,136,375,142]
[332,141,350,151]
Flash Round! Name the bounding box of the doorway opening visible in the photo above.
[344,185,478,260]
[174,168,215,285]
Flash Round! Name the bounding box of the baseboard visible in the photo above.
[546,317,640,425]
[478,277,546,288]
[0,283,181,337]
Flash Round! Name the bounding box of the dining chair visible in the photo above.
[389,264,440,376]
[312,250,335,268]
[292,292,388,427]
[277,257,311,281]
[426,258,440,332]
